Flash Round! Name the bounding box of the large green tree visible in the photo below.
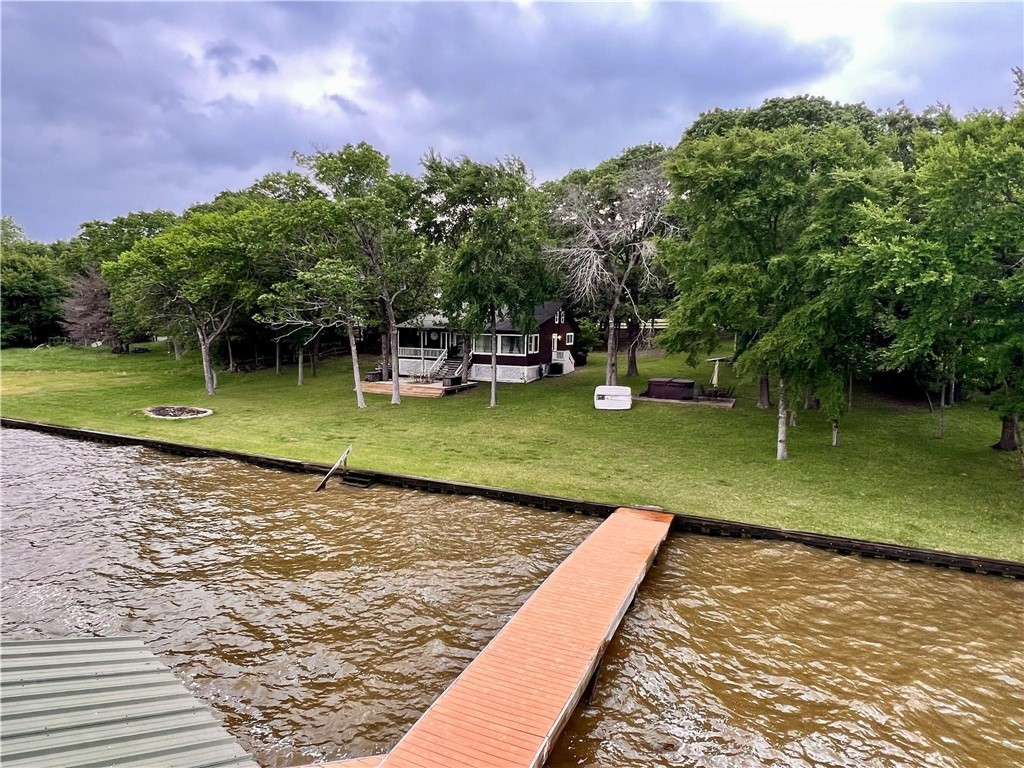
[0,219,68,348]
[683,95,884,144]
[104,208,267,395]
[856,109,1024,447]
[661,124,899,457]
[422,153,549,407]
[255,198,374,407]
[295,143,437,404]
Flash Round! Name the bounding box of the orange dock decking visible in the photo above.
[376,506,674,768]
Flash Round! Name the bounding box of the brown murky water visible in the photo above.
[3,429,1022,768]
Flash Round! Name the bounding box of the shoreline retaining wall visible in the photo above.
[2,417,1021,579]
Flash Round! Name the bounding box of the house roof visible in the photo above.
[396,313,448,330]
[398,300,569,333]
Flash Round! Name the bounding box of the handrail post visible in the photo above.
[314,444,354,492]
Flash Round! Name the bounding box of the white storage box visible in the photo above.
[594,385,632,410]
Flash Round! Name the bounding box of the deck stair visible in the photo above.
[340,470,376,489]
[436,358,464,382]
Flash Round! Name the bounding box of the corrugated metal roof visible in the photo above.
[1,636,259,768]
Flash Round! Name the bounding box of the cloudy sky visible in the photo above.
[3,1,1021,242]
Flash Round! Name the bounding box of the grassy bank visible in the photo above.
[1,344,1020,561]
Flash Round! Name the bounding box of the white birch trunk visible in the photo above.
[385,303,400,405]
[605,304,619,386]
[776,378,788,461]
[490,310,498,407]
[347,325,366,409]
[197,329,216,396]
[832,418,841,447]
[275,340,281,375]
[297,344,304,386]
[172,338,182,361]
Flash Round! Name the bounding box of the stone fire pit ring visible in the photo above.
[143,405,213,420]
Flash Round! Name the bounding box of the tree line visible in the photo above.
[2,84,1021,458]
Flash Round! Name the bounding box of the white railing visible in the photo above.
[398,347,444,359]
[425,348,448,379]
[553,350,576,374]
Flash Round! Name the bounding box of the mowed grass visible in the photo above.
[1,344,1021,561]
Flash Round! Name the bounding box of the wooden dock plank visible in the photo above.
[380,507,673,768]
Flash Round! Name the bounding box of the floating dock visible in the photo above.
[377,506,673,768]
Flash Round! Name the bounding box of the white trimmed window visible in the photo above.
[565,332,574,346]
[527,334,540,354]
[473,335,492,354]
[500,335,525,355]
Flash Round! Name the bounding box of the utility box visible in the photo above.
[594,385,632,410]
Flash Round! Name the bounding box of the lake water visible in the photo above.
[2,429,1022,767]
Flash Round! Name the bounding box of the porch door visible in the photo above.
[551,334,558,354]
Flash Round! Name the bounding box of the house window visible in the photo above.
[500,335,525,355]
[474,335,492,354]
[527,334,540,354]
[565,332,574,346]
[555,309,565,325]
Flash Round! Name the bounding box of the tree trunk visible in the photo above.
[311,338,319,377]
[949,362,956,406]
[380,319,391,381]
[626,317,640,378]
[938,383,946,439]
[832,418,841,447]
[347,324,366,409]
[848,373,854,408]
[385,302,401,405]
[789,409,797,427]
[297,344,304,386]
[490,309,498,408]
[172,338,182,361]
[461,332,472,384]
[275,340,281,375]
[776,378,788,460]
[758,375,772,409]
[994,415,1019,451]
[197,329,216,396]
[605,303,619,386]
[226,337,235,372]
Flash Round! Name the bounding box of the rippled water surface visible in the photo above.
[3,429,1022,768]
[550,537,1024,768]
[1,429,599,765]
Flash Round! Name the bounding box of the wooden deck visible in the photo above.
[376,506,674,768]
[360,380,477,399]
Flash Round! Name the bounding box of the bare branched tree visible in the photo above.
[61,267,124,352]
[546,157,674,385]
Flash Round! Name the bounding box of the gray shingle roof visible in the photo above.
[398,300,567,333]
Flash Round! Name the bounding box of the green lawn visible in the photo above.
[1,344,1021,561]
